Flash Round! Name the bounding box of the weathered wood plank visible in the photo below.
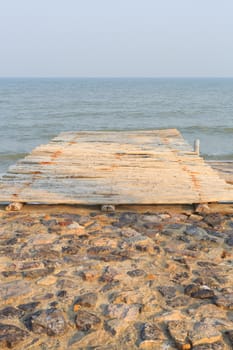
[0,129,232,204]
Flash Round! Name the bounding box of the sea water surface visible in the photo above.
[0,77,232,174]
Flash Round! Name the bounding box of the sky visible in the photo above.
[0,0,233,77]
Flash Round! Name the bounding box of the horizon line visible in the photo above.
[0,76,233,79]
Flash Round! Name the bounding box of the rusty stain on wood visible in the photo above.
[0,129,232,205]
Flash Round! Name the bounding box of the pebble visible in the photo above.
[167,320,191,349]
[214,292,233,310]
[0,323,29,348]
[30,308,67,336]
[73,292,98,308]
[75,310,101,331]
[103,303,141,321]
[189,319,222,347]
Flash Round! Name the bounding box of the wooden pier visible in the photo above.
[0,129,232,205]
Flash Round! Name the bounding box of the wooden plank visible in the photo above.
[0,129,233,204]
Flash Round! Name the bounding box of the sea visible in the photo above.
[0,77,232,174]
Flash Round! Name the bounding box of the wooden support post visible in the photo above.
[194,139,200,155]
[101,205,116,212]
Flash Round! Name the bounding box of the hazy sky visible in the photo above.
[0,0,233,77]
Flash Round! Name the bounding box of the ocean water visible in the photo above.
[0,77,232,174]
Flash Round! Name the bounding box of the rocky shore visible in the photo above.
[0,204,233,349]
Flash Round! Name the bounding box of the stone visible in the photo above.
[22,267,54,279]
[37,275,57,286]
[0,323,29,348]
[103,303,141,321]
[18,302,40,312]
[189,319,222,347]
[140,214,162,223]
[74,292,98,308]
[190,286,215,299]
[127,269,146,277]
[226,330,233,346]
[167,296,191,308]
[101,205,115,212]
[99,266,118,283]
[0,306,23,319]
[189,214,203,222]
[225,235,233,246]
[104,319,125,336]
[28,234,57,245]
[184,284,215,299]
[5,202,24,211]
[167,320,192,350]
[204,214,222,228]
[0,280,31,300]
[214,292,233,309]
[30,308,67,336]
[158,286,176,299]
[195,204,211,214]
[192,342,225,349]
[184,225,207,238]
[75,310,101,331]
[141,322,165,341]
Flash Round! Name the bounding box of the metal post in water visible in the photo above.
[194,139,200,155]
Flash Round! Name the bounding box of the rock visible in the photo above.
[5,202,24,211]
[127,269,146,277]
[87,246,131,262]
[195,204,211,214]
[167,320,192,349]
[192,342,225,349]
[80,270,100,282]
[22,267,54,279]
[62,245,80,255]
[74,292,98,308]
[191,286,215,299]
[75,310,101,331]
[184,284,215,299]
[187,304,227,322]
[184,225,207,239]
[167,296,191,308]
[189,214,203,222]
[37,275,57,286]
[100,280,120,293]
[158,286,176,299]
[226,330,233,346]
[204,214,222,227]
[118,212,138,226]
[30,308,67,336]
[99,266,118,283]
[109,291,141,305]
[0,306,23,319]
[0,280,31,300]
[225,234,233,246]
[189,319,222,347]
[141,322,165,341]
[28,234,57,245]
[214,292,233,309]
[0,323,29,348]
[103,303,141,321]
[104,319,126,336]
[101,205,115,212]
[140,214,162,223]
[18,302,40,312]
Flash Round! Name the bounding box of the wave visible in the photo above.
[0,153,28,161]
[182,126,233,134]
[203,153,233,160]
